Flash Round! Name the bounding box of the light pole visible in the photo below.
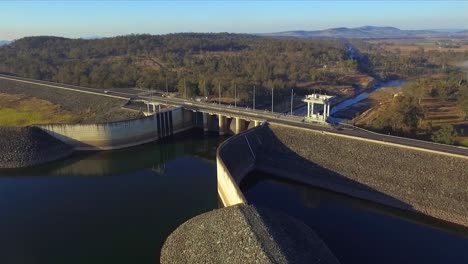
[204,79,207,99]
[271,87,274,113]
[218,82,221,106]
[165,77,168,104]
[184,78,186,98]
[290,88,294,115]
[253,85,256,110]
[234,83,237,108]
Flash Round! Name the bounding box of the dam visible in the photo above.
[0,127,467,263]
[1,75,467,263]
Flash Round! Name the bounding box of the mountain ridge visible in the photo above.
[259,26,468,39]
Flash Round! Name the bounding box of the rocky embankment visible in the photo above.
[161,204,339,264]
[262,124,468,227]
[0,127,73,168]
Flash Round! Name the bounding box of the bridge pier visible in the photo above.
[218,114,226,136]
[235,117,245,134]
[203,113,210,133]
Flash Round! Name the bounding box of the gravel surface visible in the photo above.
[0,127,74,168]
[0,78,140,123]
[161,204,339,264]
[263,124,468,227]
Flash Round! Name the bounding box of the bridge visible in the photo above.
[1,74,467,157]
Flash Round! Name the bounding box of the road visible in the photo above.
[1,73,467,157]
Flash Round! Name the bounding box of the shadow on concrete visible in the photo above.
[240,124,414,212]
[241,172,468,238]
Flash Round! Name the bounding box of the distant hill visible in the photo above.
[260,26,468,39]
[0,40,10,46]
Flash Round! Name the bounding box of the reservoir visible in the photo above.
[0,129,467,263]
[0,130,225,264]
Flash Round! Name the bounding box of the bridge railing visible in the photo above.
[333,120,468,151]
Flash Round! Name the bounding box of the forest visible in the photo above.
[1,33,467,145]
[0,34,359,105]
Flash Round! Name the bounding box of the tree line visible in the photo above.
[0,34,357,106]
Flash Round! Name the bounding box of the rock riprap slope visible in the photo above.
[265,124,468,227]
[0,127,73,168]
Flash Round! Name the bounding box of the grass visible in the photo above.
[0,93,78,126]
[456,137,468,147]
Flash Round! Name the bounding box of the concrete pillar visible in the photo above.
[323,103,327,120]
[327,104,331,119]
[152,104,156,113]
[218,114,226,135]
[147,103,150,114]
[235,117,245,134]
[254,120,261,127]
[203,113,209,132]
[307,102,310,118]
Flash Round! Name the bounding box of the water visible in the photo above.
[330,80,406,115]
[2,129,468,264]
[293,80,406,118]
[0,130,226,264]
[242,172,468,264]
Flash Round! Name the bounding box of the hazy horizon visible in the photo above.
[1,25,468,42]
[1,1,467,40]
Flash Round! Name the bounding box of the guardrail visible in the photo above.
[334,121,468,151]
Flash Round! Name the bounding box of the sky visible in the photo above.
[0,1,467,40]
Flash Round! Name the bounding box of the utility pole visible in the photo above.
[234,83,237,108]
[271,87,274,113]
[253,85,256,110]
[290,88,294,115]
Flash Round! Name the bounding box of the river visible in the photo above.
[293,79,406,119]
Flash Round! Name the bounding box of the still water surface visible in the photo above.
[2,129,468,264]
[243,172,468,264]
[0,130,224,264]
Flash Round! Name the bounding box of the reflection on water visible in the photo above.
[0,130,226,264]
[242,172,468,264]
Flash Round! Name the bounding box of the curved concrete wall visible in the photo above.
[38,107,194,150]
[216,124,266,206]
[217,122,468,227]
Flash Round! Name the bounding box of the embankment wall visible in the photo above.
[38,107,194,150]
[217,123,468,227]
[216,124,268,206]
[0,127,74,168]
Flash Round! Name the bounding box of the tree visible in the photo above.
[431,125,458,145]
